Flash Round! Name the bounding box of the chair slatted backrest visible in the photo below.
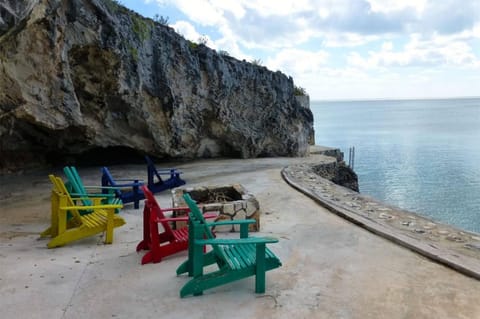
[48,174,83,225]
[145,156,163,186]
[183,193,228,262]
[101,167,122,198]
[183,194,214,239]
[64,166,86,194]
[140,185,175,238]
[63,166,94,206]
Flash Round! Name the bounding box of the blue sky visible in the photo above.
[120,0,480,100]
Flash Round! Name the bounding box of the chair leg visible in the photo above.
[255,243,266,293]
[105,210,114,244]
[149,219,162,263]
[133,182,141,209]
[137,205,151,251]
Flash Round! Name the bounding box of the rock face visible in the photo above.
[313,161,359,192]
[0,0,314,171]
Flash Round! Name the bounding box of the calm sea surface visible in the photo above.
[312,98,480,234]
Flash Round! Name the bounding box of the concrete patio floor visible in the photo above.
[1,154,480,319]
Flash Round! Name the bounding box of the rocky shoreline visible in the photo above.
[283,155,480,280]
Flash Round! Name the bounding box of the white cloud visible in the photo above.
[242,0,312,17]
[420,0,480,34]
[153,0,480,43]
[172,17,249,59]
[209,0,246,19]
[367,0,427,14]
[297,65,479,100]
[323,33,380,47]
[266,48,329,76]
[381,41,393,51]
[167,0,225,26]
[347,35,479,69]
[213,32,251,60]
[172,20,201,41]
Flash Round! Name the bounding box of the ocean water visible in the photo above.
[312,98,480,234]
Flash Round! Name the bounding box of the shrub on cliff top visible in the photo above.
[219,50,230,57]
[294,86,307,96]
[153,14,169,26]
[251,58,262,66]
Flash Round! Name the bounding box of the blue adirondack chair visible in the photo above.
[101,166,144,209]
[145,156,186,194]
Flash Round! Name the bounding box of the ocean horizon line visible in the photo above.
[311,95,480,103]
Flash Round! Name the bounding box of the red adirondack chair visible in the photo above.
[136,185,216,264]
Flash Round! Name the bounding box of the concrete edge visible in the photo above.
[281,167,480,281]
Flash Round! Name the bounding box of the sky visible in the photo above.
[120,0,480,100]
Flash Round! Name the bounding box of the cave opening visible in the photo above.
[46,146,147,167]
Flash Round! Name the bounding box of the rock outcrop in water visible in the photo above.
[0,0,314,171]
[313,161,359,192]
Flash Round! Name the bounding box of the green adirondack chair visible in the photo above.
[63,166,122,214]
[176,193,282,297]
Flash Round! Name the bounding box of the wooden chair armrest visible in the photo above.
[87,185,123,190]
[83,185,120,191]
[70,193,115,198]
[149,166,181,171]
[161,207,190,212]
[194,237,278,246]
[71,196,109,201]
[161,207,216,216]
[158,216,189,222]
[156,170,183,175]
[111,181,144,187]
[205,219,256,227]
[158,213,217,223]
[60,204,123,210]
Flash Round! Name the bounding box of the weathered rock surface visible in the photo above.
[0,0,313,171]
[313,161,359,192]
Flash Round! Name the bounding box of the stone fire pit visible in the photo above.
[172,184,260,232]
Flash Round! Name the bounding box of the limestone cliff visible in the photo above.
[0,0,314,170]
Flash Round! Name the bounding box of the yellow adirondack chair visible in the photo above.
[40,175,126,248]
